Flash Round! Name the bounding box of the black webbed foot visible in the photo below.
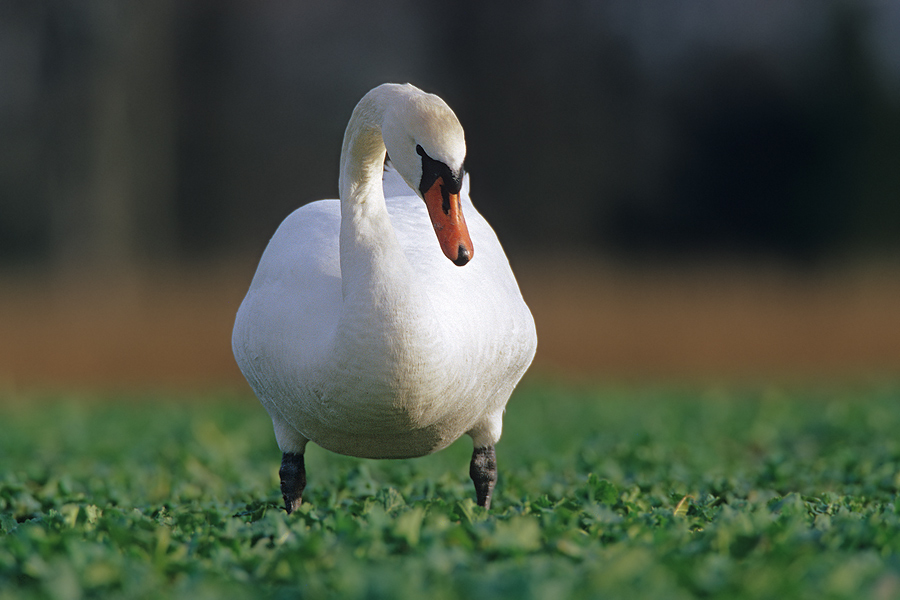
[279,452,306,514]
[470,445,497,509]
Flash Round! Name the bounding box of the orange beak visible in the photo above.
[423,176,473,266]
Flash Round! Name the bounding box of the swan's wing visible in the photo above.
[232,200,343,391]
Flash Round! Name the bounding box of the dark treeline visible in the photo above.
[2,0,899,270]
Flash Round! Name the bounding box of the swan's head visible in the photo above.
[381,85,473,266]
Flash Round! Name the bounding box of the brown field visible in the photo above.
[1,257,899,391]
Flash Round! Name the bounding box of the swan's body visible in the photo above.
[232,83,536,510]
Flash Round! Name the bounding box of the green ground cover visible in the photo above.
[2,380,900,599]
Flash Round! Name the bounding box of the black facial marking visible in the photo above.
[416,144,463,201]
[440,184,451,215]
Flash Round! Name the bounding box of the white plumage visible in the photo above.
[232,83,536,510]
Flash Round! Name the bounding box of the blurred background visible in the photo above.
[1,0,899,389]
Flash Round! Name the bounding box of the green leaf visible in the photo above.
[586,473,619,505]
[392,506,425,548]
[0,512,17,534]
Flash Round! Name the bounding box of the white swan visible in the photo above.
[232,83,537,511]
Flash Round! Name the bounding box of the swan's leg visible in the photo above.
[470,446,497,509]
[279,452,306,514]
[467,410,504,509]
[271,416,309,514]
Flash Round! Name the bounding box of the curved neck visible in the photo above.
[333,87,441,373]
[337,87,410,303]
[330,85,452,382]
[339,90,388,208]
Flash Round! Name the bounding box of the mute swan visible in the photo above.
[232,83,536,512]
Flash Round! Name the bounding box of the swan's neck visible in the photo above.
[338,94,387,214]
[333,89,444,382]
[337,88,405,301]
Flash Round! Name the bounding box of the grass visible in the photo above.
[2,380,900,599]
